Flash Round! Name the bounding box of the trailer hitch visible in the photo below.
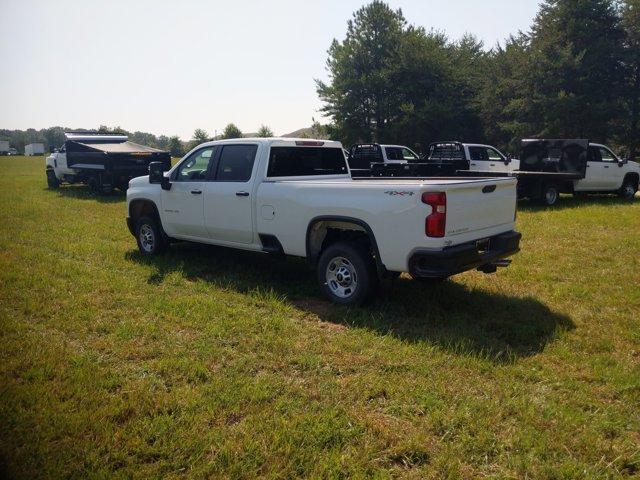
[477,259,511,274]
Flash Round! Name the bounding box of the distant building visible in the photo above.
[0,140,9,155]
[25,143,45,156]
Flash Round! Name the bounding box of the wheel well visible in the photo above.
[306,217,384,271]
[129,199,160,222]
[624,172,639,187]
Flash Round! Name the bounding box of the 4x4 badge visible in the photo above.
[384,191,414,196]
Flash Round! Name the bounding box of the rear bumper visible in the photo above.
[408,230,521,278]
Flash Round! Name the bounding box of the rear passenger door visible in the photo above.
[204,144,259,244]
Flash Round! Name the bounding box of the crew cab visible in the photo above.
[126,138,521,305]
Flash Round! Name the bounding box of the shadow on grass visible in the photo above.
[518,194,637,212]
[126,242,574,363]
[46,185,125,203]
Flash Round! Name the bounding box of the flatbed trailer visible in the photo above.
[457,139,588,205]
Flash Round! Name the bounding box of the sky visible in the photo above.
[0,0,541,139]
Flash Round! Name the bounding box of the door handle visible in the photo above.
[191,190,202,195]
[490,163,496,167]
[236,191,249,197]
[603,166,609,169]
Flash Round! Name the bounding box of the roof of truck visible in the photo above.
[195,137,343,149]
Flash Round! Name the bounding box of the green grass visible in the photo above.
[1,156,639,479]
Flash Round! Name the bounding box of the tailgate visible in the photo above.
[442,178,517,239]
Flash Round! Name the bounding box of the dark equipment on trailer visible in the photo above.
[63,132,171,194]
[461,139,588,206]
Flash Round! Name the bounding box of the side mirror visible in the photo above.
[149,161,171,190]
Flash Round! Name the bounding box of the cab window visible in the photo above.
[486,147,503,161]
[598,147,616,162]
[469,147,488,161]
[401,148,419,161]
[384,147,403,160]
[215,144,258,182]
[174,147,215,181]
[587,146,602,162]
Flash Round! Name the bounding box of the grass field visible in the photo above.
[1,156,639,479]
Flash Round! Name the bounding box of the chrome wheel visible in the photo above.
[325,256,358,299]
[139,224,155,253]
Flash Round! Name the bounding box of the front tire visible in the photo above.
[135,216,168,255]
[46,169,59,189]
[317,242,377,305]
[619,178,638,199]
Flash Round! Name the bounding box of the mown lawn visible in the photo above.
[0,155,639,479]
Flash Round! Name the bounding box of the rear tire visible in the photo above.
[618,178,638,199]
[46,169,59,189]
[540,183,559,206]
[135,216,168,256]
[317,242,377,305]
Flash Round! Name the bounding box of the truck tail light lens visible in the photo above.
[422,192,446,237]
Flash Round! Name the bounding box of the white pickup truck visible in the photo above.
[430,141,640,205]
[126,138,521,304]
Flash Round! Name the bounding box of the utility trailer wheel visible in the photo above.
[618,178,638,199]
[317,242,377,305]
[46,169,59,189]
[540,183,559,206]
[88,175,114,195]
[135,216,168,256]
[87,176,99,193]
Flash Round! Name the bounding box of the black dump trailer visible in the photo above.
[347,143,467,177]
[464,139,588,206]
[64,133,171,193]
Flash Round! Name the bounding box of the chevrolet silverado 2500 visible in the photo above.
[126,138,521,304]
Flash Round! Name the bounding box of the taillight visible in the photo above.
[422,192,446,237]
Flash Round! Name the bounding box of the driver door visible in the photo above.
[575,147,608,191]
[161,146,216,238]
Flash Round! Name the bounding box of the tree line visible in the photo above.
[0,123,277,157]
[317,0,640,158]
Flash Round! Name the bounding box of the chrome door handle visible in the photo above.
[191,190,202,195]
[236,191,249,197]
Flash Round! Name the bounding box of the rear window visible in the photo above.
[429,144,465,161]
[268,147,347,177]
